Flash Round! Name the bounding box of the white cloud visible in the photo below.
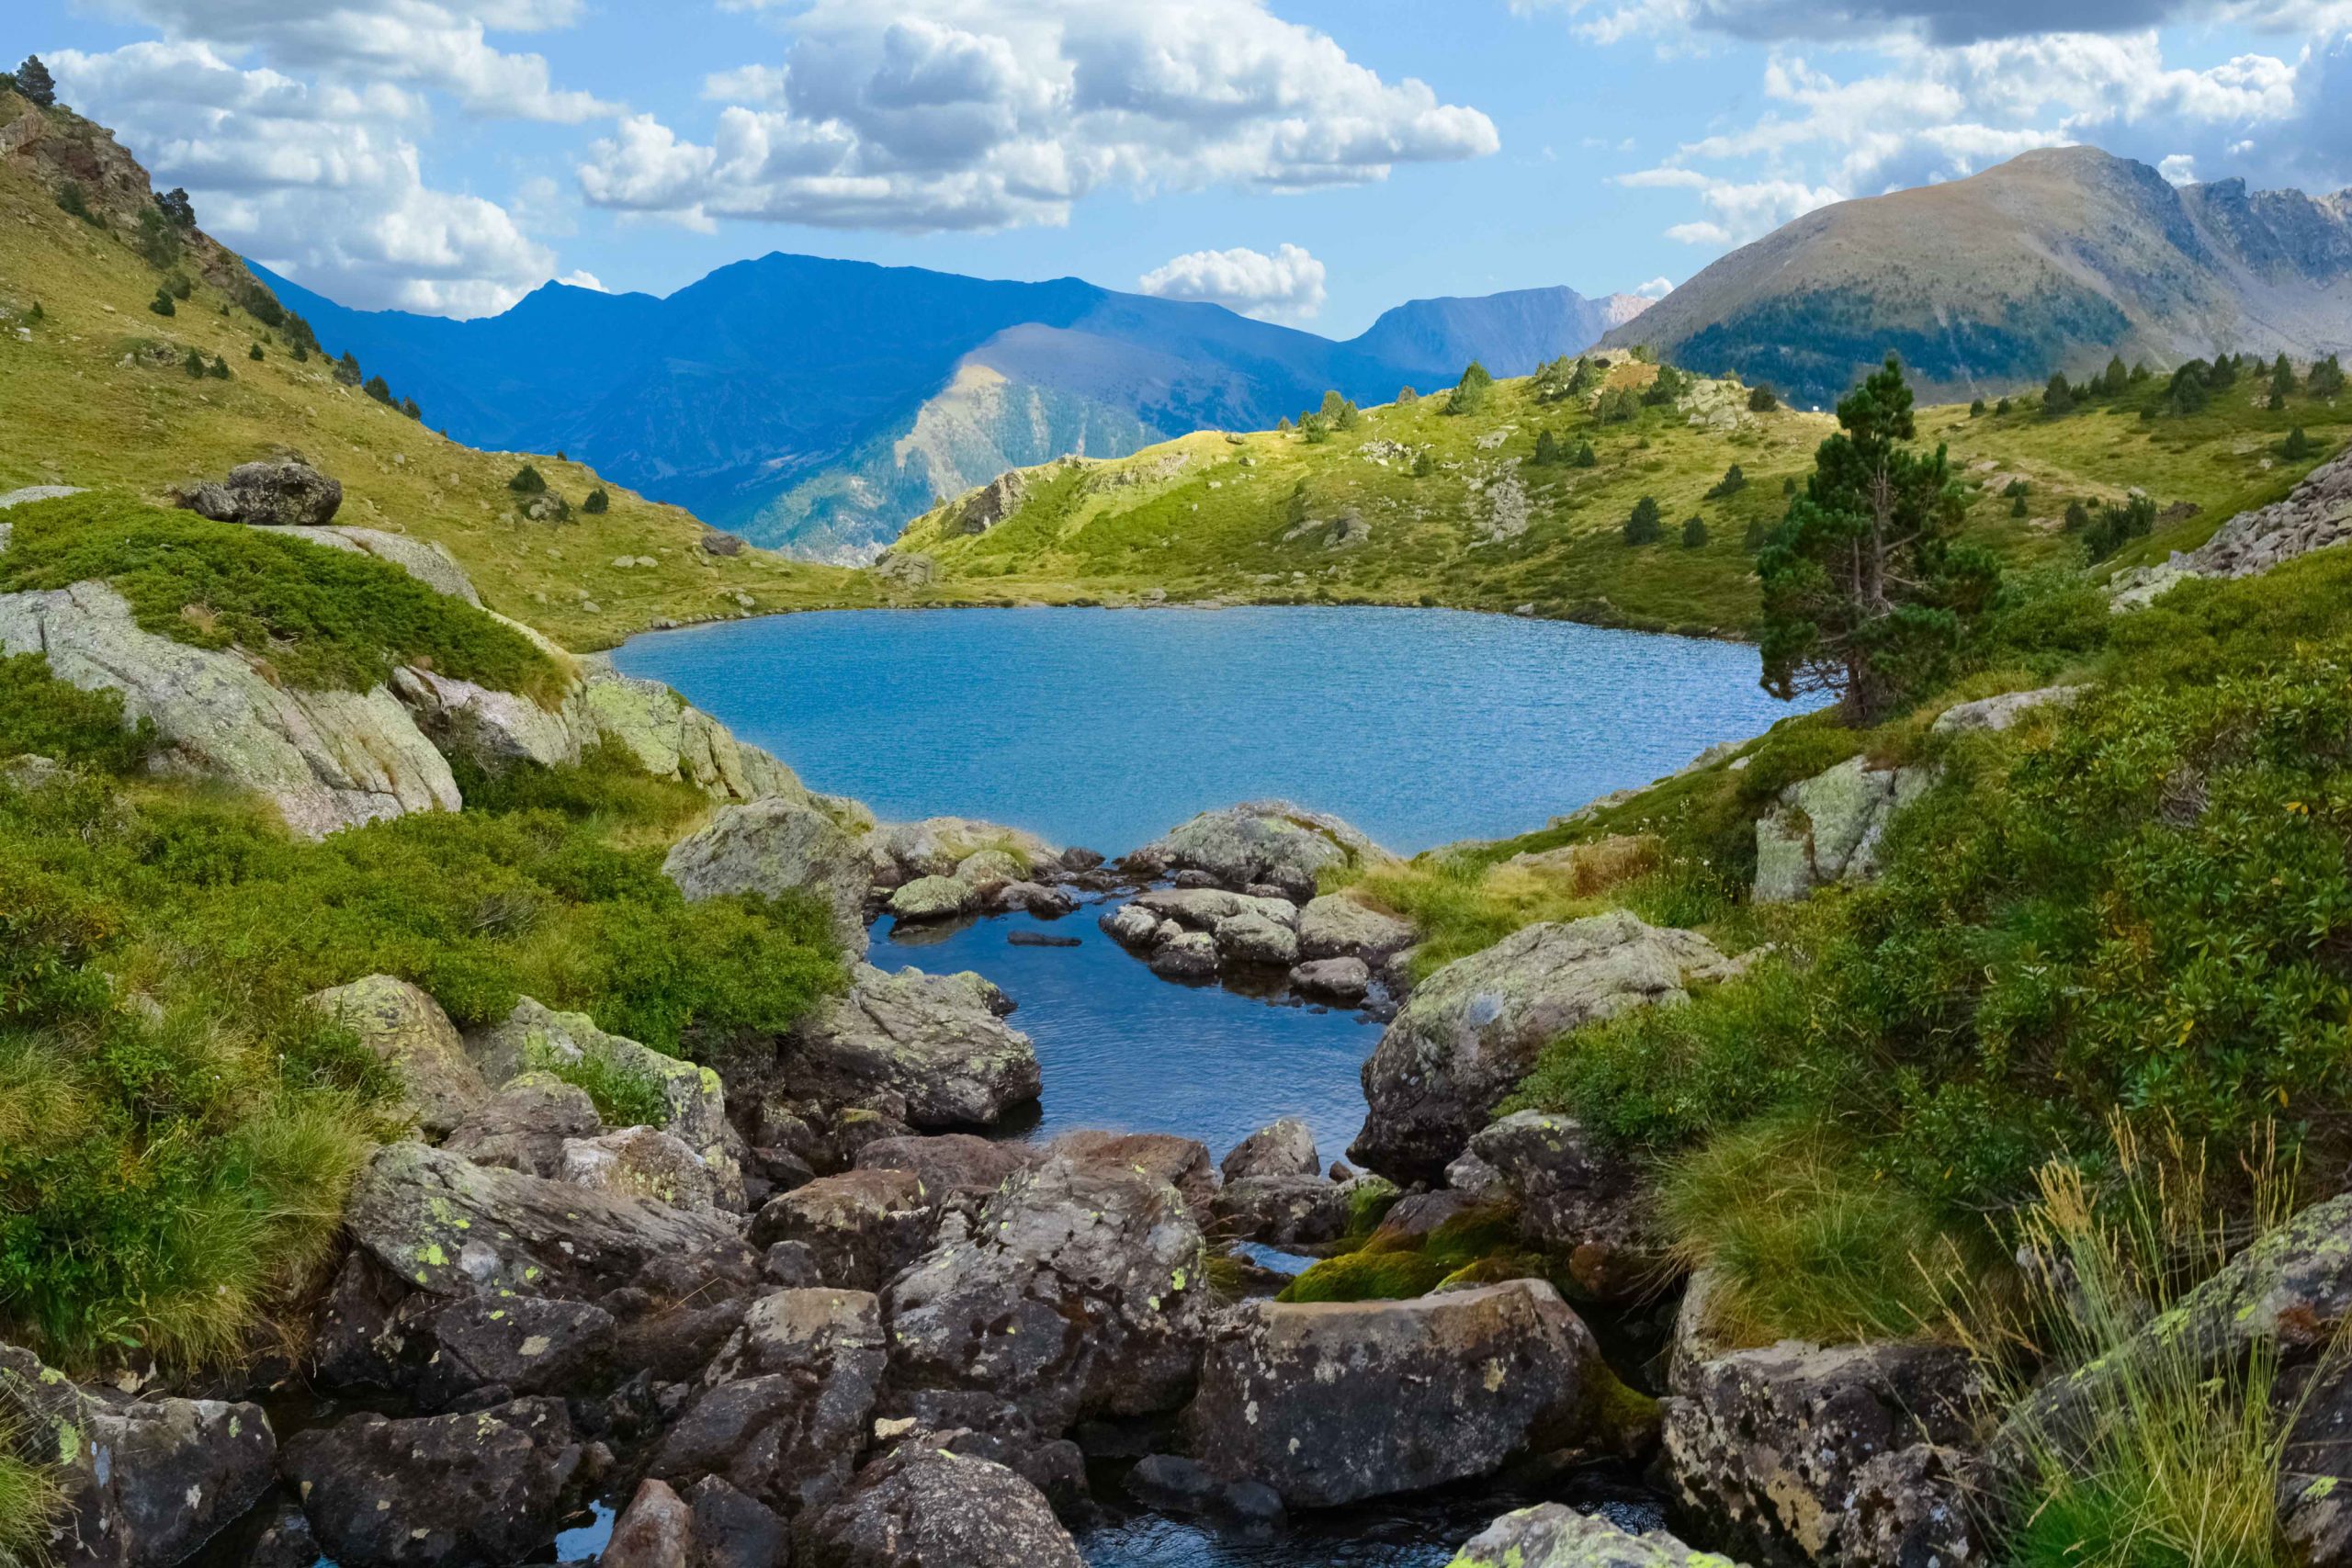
[1633,275,1677,297]
[578,0,1499,231]
[1511,0,2347,45]
[558,268,609,290]
[1136,243,1329,321]
[2159,151,2199,180]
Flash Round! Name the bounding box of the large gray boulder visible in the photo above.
[1214,1174,1351,1247]
[0,1342,277,1568]
[1125,800,1395,899]
[1447,1506,1741,1568]
[1752,756,1934,904]
[784,964,1040,1128]
[1352,912,1741,1181]
[664,795,873,954]
[307,974,485,1140]
[1222,1117,1319,1181]
[1662,1340,1983,1568]
[1471,1111,1659,1302]
[441,1071,601,1177]
[1930,684,2082,735]
[1186,1280,1621,1507]
[178,458,343,525]
[1298,893,1417,964]
[792,1442,1083,1568]
[884,1152,1212,1434]
[579,668,807,804]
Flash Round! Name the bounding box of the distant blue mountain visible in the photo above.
[1352,286,1656,379]
[258,256,1635,559]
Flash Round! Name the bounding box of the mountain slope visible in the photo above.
[0,86,867,647]
[1349,286,1652,379]
[1606,146,2352,408]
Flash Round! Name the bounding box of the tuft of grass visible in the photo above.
[0,1420,65,1565]
[526,1039,671,1129]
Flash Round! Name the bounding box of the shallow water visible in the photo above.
[614,604,1810,855]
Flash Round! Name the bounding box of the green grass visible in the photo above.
[0,1418,65,1563]
[1277,1202,1536,1303]
[0,651,155,773]
[1,494,566,699]
[525,1042,672,1129]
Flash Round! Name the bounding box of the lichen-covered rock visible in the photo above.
[1930,684,2083,735]
[280,1397,582,1568]
[1298,894,1417,964]
[1050,1129,1218,1220]
[792,1442,1084,1568]
[579,668,806,804]
[1185,1281,1619,1507]
[411,1295,616,1409]
[1445,1505,1741,1568]
[747,1170,934,1292]
[441,1072,600,1177]
[888,874,978,921]
[1470,1111,1659,1302]
[1214,1174,1351,1247]
[602,1479,695,1568]
[867,817,1062,886]
[1222,1118,1320,1181]
[1132,887,1299,931]
[0,1341,277,1568]
[307,974,485,1140]
[664,795,872,953]
[884,1153,1211,1434]
[684,1476,789,1568]
[559,1124,719,1212]
[1353,912,1740,1181]
[1662,1340,1983,1568]
[1667,1267,1739,1396]
[784,964,1040,1128]
[1216,909,1301,967]
[177,458,343,525]
[1125,800,1396,899]
[1291,955,1372,1004]
[1101,902,1163,946]
[1148,930,1218,979]
[853,1134,1042,1206]
[1752,757,1935,904]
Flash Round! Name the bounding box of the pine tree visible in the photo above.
[182,347,206,378]
[2311,355,2346,398]
[15,56,56,109]
[363,374,393,404]
[401,397,422,420]
[208,355,230,379]
[582,487,610,513]
[1532,430,1561,466]
[248,342,263,360]
[148,287,175,318]
[1410,450,1434,478]
[2101,355,2131,396]
[1704,463,1746,500]
[1747,384,1780,413]
[508,464,548,495]
[1570,439,1597,468]
[1623,495,1663,546]
[155,187,197,229]
[334,351,362,387]
[2284,426,2316,461]
[1446,361,1494,416]
[1969,398,1986,417]
[2042,371,2076,417]
[1681,514,1708,548]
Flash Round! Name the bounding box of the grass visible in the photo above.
[1277,1202,1537,1303]
[525,1040,672,1129]
[0,1417,64,1563]
[1,494,566,699]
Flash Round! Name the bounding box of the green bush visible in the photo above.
[0,495,563,701]
[1623,495,1664,545]
[1681,514,1708,548]
[1446,361,1494,416]
[582,487,610,514]
[0,653,153,773]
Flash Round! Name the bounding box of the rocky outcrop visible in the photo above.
[307,974,486,1141]
[1448,1506,1740,1568]
[1931,684,2083,734]
[1662,1340,1984,1568]
[0,1341,277,1568]
[1185,1280,1623,1507]
[1752,756,1934,904]
[248,525,482,605]
[884,1152,1211,1434]
[391,665,583,773]
[2110,446,2352,605]
[1353,912,1741,1180]
[175,459,343,526]
[953,469,1031,536]
[782,964,1040,1128]
[1471,1111,1659,1302]
[1124,800,1396,900]
[559,1124,720,1211]
[793,1442,1084,1568]
[664,796,873,954]
[853,1134,1041,1205]
[580,666,807,804]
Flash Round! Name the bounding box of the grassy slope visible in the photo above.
[0,96,876,651]
[892,360,2346,637]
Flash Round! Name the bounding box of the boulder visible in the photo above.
[558,1125,719,1212]
[441,1072,600,1177]
[410,1294,616,1409]
[1667,1267,1739,1396]
[0,1342,277,1568]
[1050,1129,1218,1219]
[307,975,485,1140]
[684,1476,789,1568]
[1662,1340,1983,1568]
[1470,1111,1659,1302]
[1353,912,1740,1181]
[1101,903,1162,946]
[1753,757,1935,905]
[280,1397,582,1568]
[664,795,872,954]
[993,881,1080,917]
[884,1153,1211,1434]
[783,964,1041,1128]
[747,1170,934,1292]
[1185,1280,1620,1507]
[2281,1361,2352,1568]
[1214,1175,1351,1247]
[602,1479,695,1568]
[0,581,458,838]
[1930,684,2083,735]
[176,458,343,525]
[887,874,978,922]
[390,665,582,773]
[1215,909,1301,967]
[1446,1506,1737,1568]
[792,1442,1083,1568]
[1298,894,1417,964]
[867,818,1061,886]
[579,669,805,804]
[1125,800,1395,900]
[1148,929,1218,980]
[1133,887,1299,931]
[1291,955,1372,1004]
[344,1141,738,1301]
[853,1134,1042,1205]
[1222,1117,1320,1181]
[652,1288,888,1514]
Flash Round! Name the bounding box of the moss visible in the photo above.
[1278,1249,1450,1303]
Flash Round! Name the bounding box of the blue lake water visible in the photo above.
[613,605,1805,856]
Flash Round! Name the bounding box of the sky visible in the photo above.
[16,0,2352,338]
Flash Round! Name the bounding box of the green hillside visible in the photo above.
[888,354,2346,637]
[0,86,875,651]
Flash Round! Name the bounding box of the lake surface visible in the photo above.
[615,605,1807,855]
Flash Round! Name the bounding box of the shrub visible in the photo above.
[2311,355,2346,398]
[1704,463,1746,500]
[363,375,392,405]
[0,653,153,773]
[1447,361,1494,416]
[1969,398,1986,416]
[1748,385,1781,413]
[54,181,96,225]
[207,355,230,379]
[1410,451,1434,479]
[2080,493,2155,563]
[1623,495,1664,545]
[1995,396,2012,415]
[2283,426,2316,461]
[1396,387,1419,404]
[147,287,175,318]
[1643,364,1689,407]
[1532,430,1560,466]
[1682,514,1708,548]
[582,487,610,514]
[508,464,548,495]
[1570,439,1597,468]
[133,206,181,269]
[1594,387,1639,424]
[247,342,264,361]
[181,346,205,378]
[154,186,196,229]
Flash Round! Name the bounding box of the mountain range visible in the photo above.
[262,262,1652,561]
[1605,146,2352,408]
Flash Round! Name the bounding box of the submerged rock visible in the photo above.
[783,964,1041,1128]
[663,795,872,953]
[1291,955,1372,1004]
[792,1442,1083,1568]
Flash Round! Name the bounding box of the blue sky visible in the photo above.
[17,0,2350,336]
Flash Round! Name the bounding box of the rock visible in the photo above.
[1291,955,1371,1004]
[559,1124,719,1212]
[994,881,1080,917]
[1050,1129,1218,1219]
[1298,894,1416,964]
[0,1341,276,1568]
[242,1506,324,1568]
[1216,909,1300,967]
[1471,1111,1659,1302]
[867,818,1061,886]
[345,1141,738,1301]
[1353,912,1740,1181]
[1930,684,2083,734]
[1148,929,1218,980]
[1125,800,1396,899]
[784,964,1041,1128]
[441,1071,600,1177]
[1133,887,1299,931]
[390,665,582,773]
[0,752,70,791]
[412,1294,616,1409]
[1214,1175,1351,1247]
[0,484,84,512]
[1662,1340,1983,1568]
[748,1170,934,1292]
[602,1479,695,1568]
[664,795,872,954]
[872,549,935,589]
[703,531,748,557]
[1667,1267,1739,1396]
[2280,1361,2352,1568]
[175,458,343,525]
[281,1397,582,1568]
[1186,1280,1620,1507]
[685,1476,789,1568]
[1446,1505,1736,1568]
[0,581,458,838]
[472,998,742,1209]
[888,874,978,921]
[792,1442,1083,1568]
[955,469,1031,536]
[652,1288,888,1514]
[1125,1452,1285,1525]
[1007,927,1080,946]
[884,1153,1211,1434]
[854,1134,1042,1205]
[1752,756,1935,904]
[955,847,1025,888]
[1102,903,1162,946]
[1222,1118,1320,1181]
[307,975,486,1140]
[2109,446,2352,601]
[579,668,806,804]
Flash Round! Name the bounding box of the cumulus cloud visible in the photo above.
[1511,0,2348,45]
[578,0,1499,231]
[1633,275,1676,298]
[1136,243,1328,321]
